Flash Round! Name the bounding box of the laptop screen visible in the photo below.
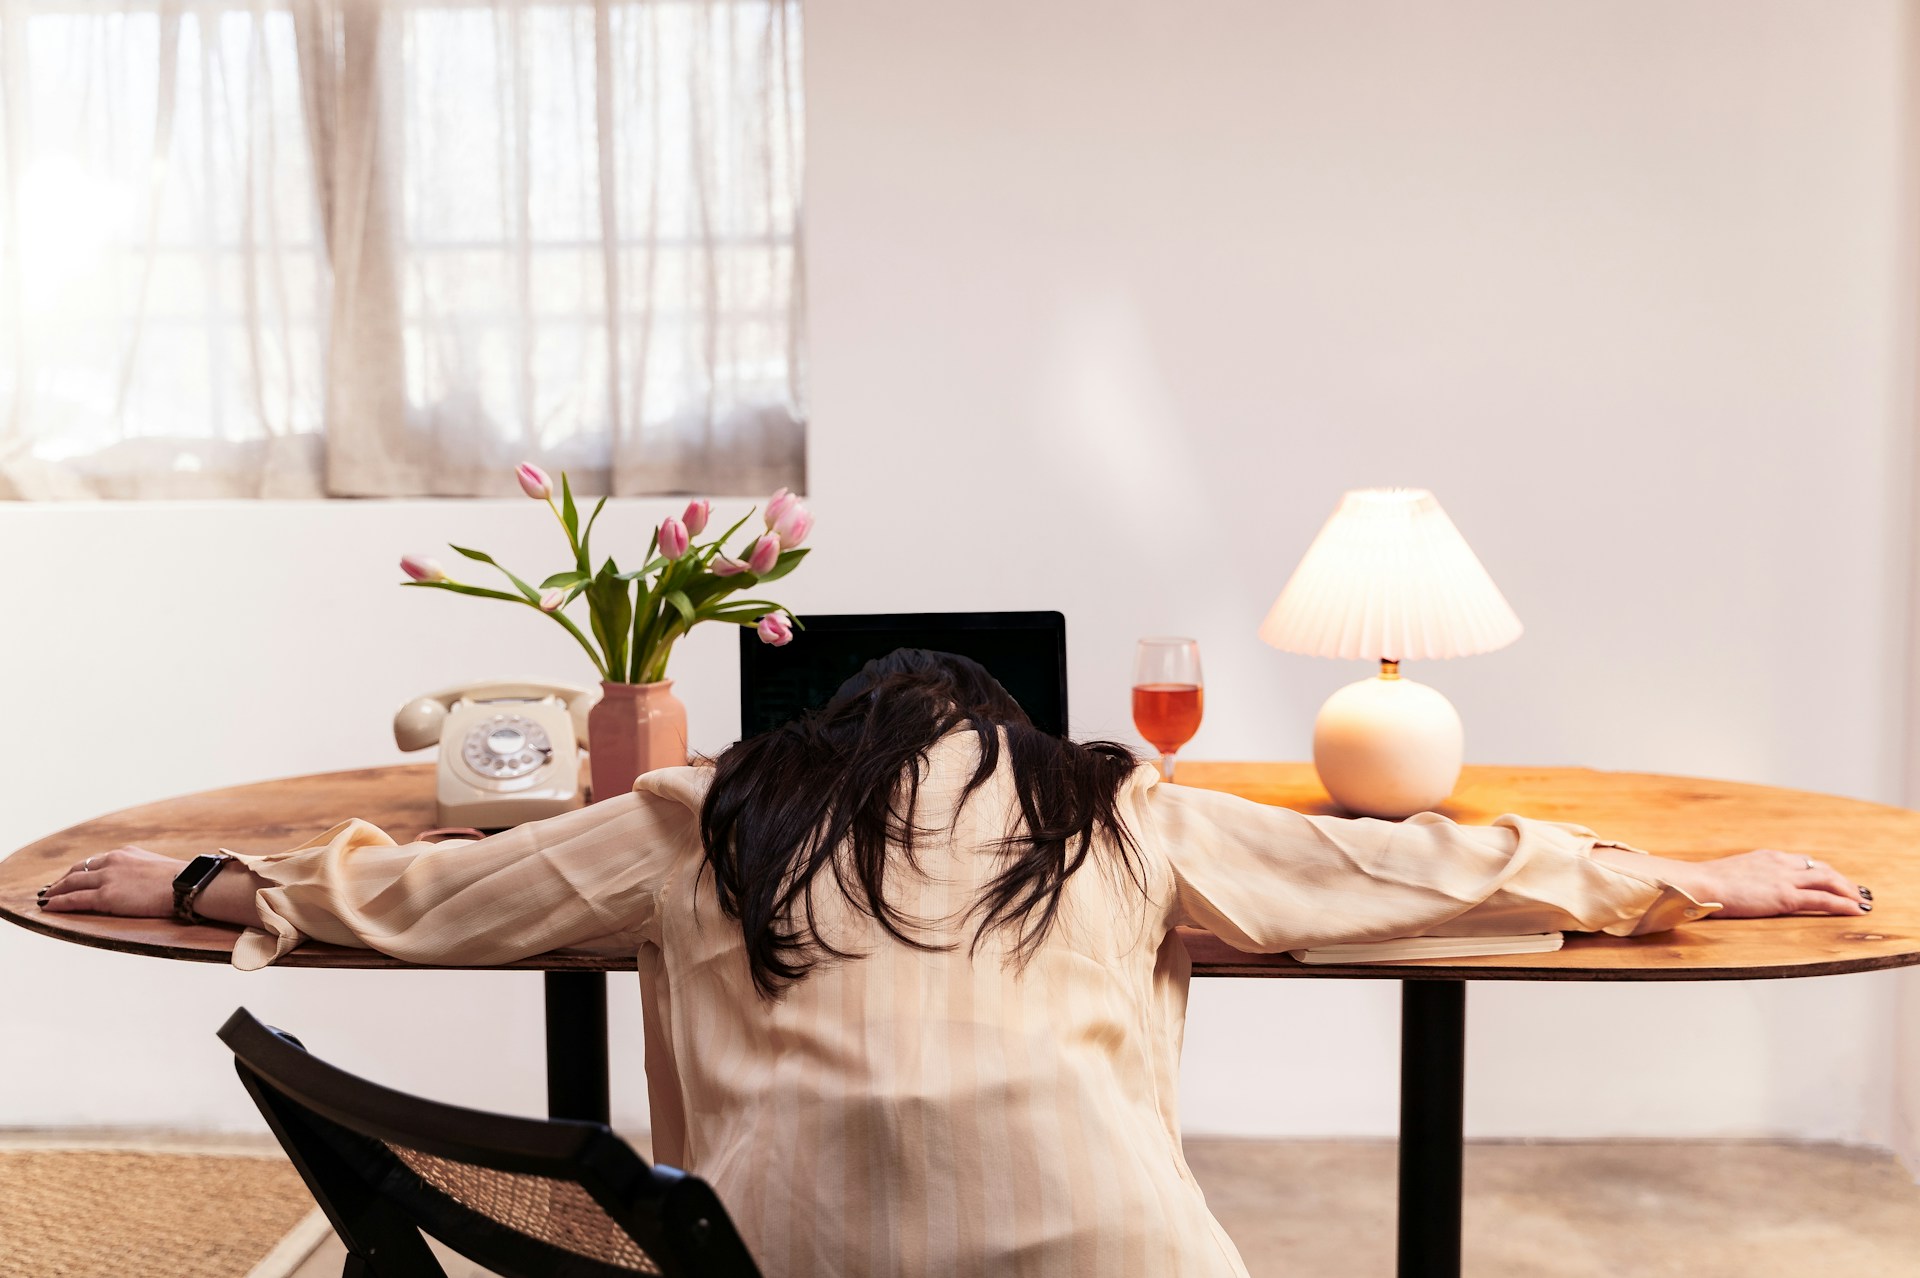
[738,611,1068,739]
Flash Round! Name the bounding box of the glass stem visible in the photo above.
[1159,751,1176,782]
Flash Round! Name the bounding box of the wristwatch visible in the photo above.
[171,853,235,924]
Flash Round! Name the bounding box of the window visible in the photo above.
[0,0,805,499]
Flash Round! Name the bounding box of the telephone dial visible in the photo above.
[393,681,598,828]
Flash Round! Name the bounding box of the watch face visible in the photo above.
[173,854,224,889]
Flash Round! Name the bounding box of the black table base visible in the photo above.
[544,971,611,1124]
[1398,980,1467,1278]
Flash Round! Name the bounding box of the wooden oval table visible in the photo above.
[4,762,1916,1278]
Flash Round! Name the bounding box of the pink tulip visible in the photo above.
[658,516,690,560]
[682,498,711,537]
[764,487,796,529]
[747,533,782,576]
[710,555,749,577]
[400,554,446,582]
[516,462,552,500]
[773,502,813,550]
[757,612,794,647]
[539,587,566,612]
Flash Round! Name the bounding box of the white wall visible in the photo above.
[3,0,1915,1146]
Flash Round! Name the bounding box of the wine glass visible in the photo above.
[1133,637,1204,781]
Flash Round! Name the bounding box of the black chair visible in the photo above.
[218,1008,761,1278]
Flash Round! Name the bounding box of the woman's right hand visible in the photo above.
[39,846,181,917]
[39,845,267,928]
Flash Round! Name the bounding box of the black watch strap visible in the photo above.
[171,853,235,924]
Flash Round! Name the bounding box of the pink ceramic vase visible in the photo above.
[588,680,688,802]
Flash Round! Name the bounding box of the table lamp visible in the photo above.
[1258,488,1522,818]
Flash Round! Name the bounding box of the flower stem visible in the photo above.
[545,495,581,559]
[533,600,609,680]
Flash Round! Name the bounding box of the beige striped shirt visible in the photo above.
[230,732,1701,1276]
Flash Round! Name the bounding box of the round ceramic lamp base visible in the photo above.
[1311,669,1465,819]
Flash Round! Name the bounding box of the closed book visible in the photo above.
[1288,932,1564,964]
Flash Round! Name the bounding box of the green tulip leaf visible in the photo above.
[683,573,744,607]
[581,494,609,549]
[705,605,786,625]
[563,475,591,573]
[708,509,755,553]
[615,556,669,582]
[406,571,609,680]
[540,570,588,590]
[448,545,541,603]
[703,598,786,623]
[586,562,634,681]
[665,590,696,625]
[402,579,526,604]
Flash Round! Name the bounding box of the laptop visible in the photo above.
[738,610,1068,738]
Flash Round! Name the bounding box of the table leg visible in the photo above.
[544,971,611,1125]
[1397,980,1466,1278]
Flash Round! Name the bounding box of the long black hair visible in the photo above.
[700,649,1145,997]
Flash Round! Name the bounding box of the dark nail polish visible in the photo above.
[1860,886,1873,900]
[1861,902,1873,912]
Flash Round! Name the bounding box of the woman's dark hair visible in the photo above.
[700,649,1144,997]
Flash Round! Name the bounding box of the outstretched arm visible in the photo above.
[40,782,701,969]
[1140,781,1867,955]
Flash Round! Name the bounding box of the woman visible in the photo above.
[42,650,1870,1277]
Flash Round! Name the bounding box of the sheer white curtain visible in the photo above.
[0,0,804,499]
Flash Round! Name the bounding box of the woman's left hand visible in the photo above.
[38,846,181,918]
[1681,849,1872,918]
[1596,845,1872,918]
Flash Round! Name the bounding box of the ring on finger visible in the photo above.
[1803,857,1816,871]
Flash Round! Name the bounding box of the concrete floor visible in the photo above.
[1183,1139,1920,1277]
[283,1139,1920,1277]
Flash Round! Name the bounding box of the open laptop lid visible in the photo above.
[738,610,1068,738]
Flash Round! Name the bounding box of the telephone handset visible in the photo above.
[393,681,599,828]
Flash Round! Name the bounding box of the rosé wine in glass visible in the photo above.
[1133,637,1203,781]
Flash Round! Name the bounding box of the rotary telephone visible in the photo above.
[393,681,598,828]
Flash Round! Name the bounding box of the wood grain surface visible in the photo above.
[1,763,1914,982]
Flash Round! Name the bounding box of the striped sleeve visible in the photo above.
[226,781,700,970]
[1140,780,1713,952]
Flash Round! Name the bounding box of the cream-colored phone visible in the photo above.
[393,681,599,828]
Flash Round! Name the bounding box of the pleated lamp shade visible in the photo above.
[1258,488,1523,662]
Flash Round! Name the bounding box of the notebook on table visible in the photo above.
[1289,933,1565,964]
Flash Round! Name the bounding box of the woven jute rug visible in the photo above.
[0,1149,323,1278]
